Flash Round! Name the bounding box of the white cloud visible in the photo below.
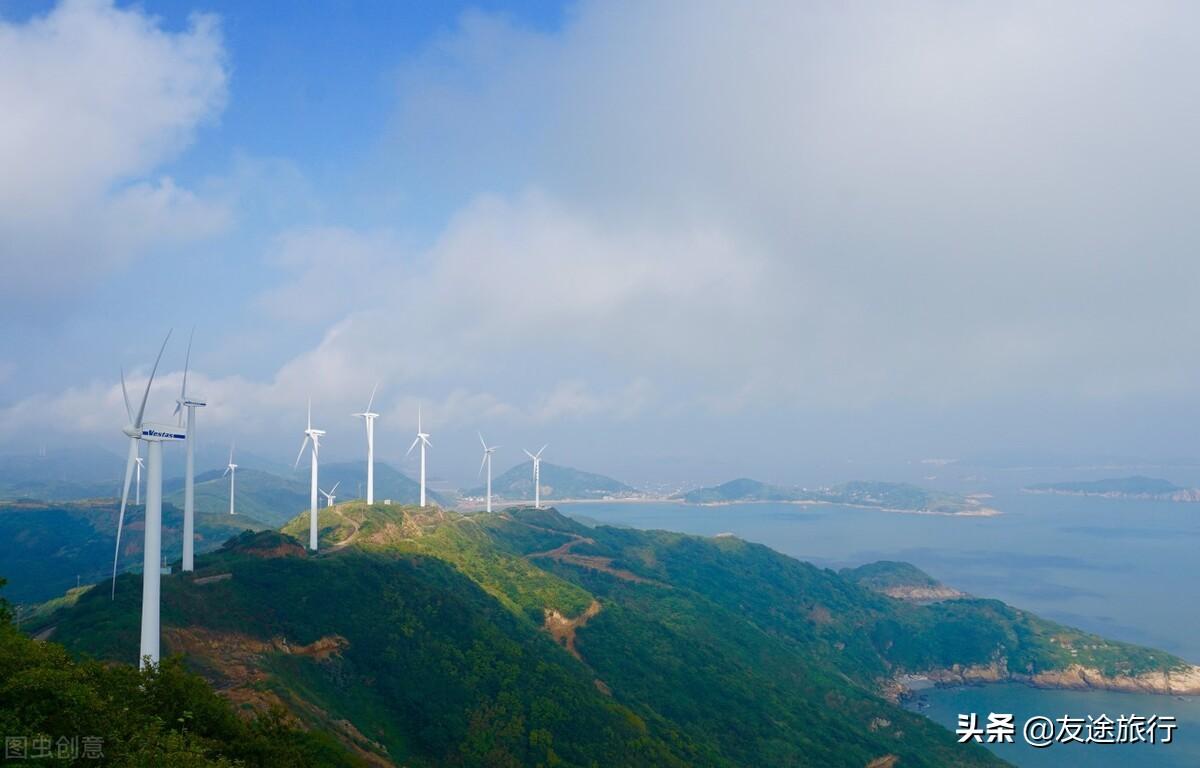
[378,0,1200,408]
[0,0,229,295]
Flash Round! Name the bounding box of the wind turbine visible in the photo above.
[406,407,431,507]
[295,400,325,550]
[353,383,379,504]
[320,481,341,508]
[222,442,237,515]
[134,454,144,505]
[478,433,498,513]
[110,331,186,669]
[173,330,205,572]
[524,445,548,509]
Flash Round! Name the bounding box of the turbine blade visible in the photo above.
[307,398,312,431]
[111,438,137,599]
[228,441,234,464]
[120,367,132,422]
[406,436,420,456]
[479,451,488,477]
[134,330,171,429]
[524,449,534,460]
[331,481,340,493]
[537,444,547,458]
[366,381,378,413]
[181,327,193,399]
[479,432,487,450]
[222,466,230,478]
[294,435,310,469]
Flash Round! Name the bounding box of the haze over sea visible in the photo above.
[559,487,1200,767]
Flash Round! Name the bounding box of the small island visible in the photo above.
[678,478,998,516]
[1025,475,1200,502]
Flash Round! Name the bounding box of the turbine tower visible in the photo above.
[524,445,548,509]
[222,442,237,515]
[110,331,186,669]
[478,433,498,513]
[353,382,379,504]
[406,407,431,507]
[134,455,143,505]
[295,400,325,551]
[320,481,341,508]
[173,330,205,572]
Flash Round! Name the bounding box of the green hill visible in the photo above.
[0,499,259,605]
[0,578,362,766]
[169,467,308,528]
[680,477,800,503]
[469,461,638,501]
[30,502,1196,766]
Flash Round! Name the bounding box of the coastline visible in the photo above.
[890,662,1200,701]
[461,496,1002,517]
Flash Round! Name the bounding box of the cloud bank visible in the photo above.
[0,0,229,298]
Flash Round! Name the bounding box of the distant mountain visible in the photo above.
[1025,475,1200,501]
[466,461,638,501]
[0,446,126,501]
[168,467,310,528]
[0,499,259,604]
[167,462,449,528]
[319,461,450,507]
[680,478,995,514]
[679,478,799,503]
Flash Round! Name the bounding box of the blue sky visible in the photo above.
[4,0,1200,487]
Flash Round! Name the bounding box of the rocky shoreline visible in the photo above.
[889,660,1200,701]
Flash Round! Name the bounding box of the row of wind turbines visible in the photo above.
[294,387,550,540]
[112,331,551,669]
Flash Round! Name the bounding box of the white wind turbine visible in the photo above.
[478,433,499,513]
[406,407,431,507]
[320,481,341,508]
[295,399,325,551]
[352,383,380,504]
[134,454,144,505]
[173,330,205,572]
[110,331,186,669]
[524,445,548,509]
[222,442,237,515]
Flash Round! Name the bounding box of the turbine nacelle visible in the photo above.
[138,422,187,442]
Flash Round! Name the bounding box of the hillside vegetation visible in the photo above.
[0,499,259,604]
[28,502,1194,766]
[0,578,362,767]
